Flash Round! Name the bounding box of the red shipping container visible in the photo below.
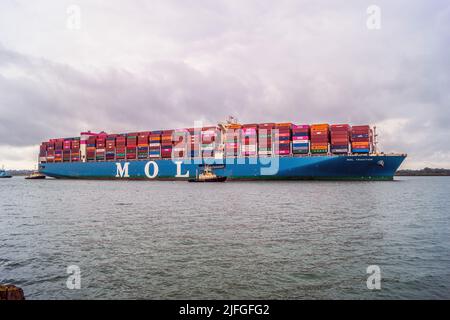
[275,123,292,128]
[351,137,370,142]
[311,136,328,142]
[352,125,370,131]
[331,124,350,130]
[331,139,348,143]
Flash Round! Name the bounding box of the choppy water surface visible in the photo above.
[0,177,449,299]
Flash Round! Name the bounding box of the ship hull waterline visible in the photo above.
[38,155,406,181]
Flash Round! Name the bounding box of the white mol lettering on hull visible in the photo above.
[115,161,190,179]
[115,162,130,178]
[175,161,190,178]
[144,161,158,178]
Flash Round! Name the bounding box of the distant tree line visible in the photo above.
[396,167,450,176]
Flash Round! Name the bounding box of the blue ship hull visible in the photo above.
[39,155,406,181]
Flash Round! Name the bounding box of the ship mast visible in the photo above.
[373,126,378,154]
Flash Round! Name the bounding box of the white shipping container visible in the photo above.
[225,143,238,147]
[214,152,224,159]
[241,145,257,152]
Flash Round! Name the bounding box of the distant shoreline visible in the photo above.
[8,170,33,176]
[396,168,450,176]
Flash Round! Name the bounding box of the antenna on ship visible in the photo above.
[219,115,239,131]
[227,116,238,124]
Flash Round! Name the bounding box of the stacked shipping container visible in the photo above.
[96,135,106,161]
[172,129,188,159]
[63,139,71,162]
[126,133,137,160]
[257,123,274,156]
[138,132,150,160]
[241,124,258,157]
[161,130,173,158]
[46,141,55,162]
[39,143,47,163]
[115,135,126,160]
[86,136,96,161]
[105,135,116,161]
[291,125,310,154]
[201,127,217,158]
[54,139,63,162]
[310,124,329,154]
[273,123,291,155]
[71,138,80,162]
[39,122,378,163]
[188,128,201,158]
[351,125,372,153]
[224,124,241,157]
[149,132,162,158]
[330,124,350,154]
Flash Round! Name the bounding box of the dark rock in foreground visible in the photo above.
[0,285,25,300]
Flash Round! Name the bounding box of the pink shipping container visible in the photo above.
[274,132,291,137]
[292,124,310,130]
[242,128,257,134]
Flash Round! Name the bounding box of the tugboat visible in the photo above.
[25,171,46,180]
[0,167,12,178]
[188,165,227,183]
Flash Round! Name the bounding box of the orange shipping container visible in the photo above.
[352,142,370,147]
[311,124,329,129]
[311,145,328,150]
[275,122,292,128]
[311,131,327,135]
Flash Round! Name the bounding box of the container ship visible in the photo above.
[37,119,406,181]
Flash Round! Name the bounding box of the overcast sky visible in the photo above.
[0,0,449,169]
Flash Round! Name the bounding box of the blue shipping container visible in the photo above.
[352,134,369,138]
[292,143,309,147]
[292,132,309,137]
